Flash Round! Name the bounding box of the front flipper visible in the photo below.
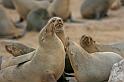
[2,40,35,57]
[1,51,35,69]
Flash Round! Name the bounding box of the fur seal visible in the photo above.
[26,8,50,31]
[12,0,50,22]
[2,41,68,82]
[48,0,71,21]
[2,38,73,73]
[0,6,25,39]
[66,40,123,82]
[2,0,15,9]
[80,0,116,19]
[80,35,124,57]
[0,17,65,82]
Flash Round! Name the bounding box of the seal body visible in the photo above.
[0,17,65,82]
[48,0,71,21]
[0,6,25,39]
[67,41,122,82]
[80,0,116,19]
[2,0,15,9]
[27,8,50,31]
[12,0,50,20]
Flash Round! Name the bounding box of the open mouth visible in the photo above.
[55,23,64,32]
[55,23,63,28]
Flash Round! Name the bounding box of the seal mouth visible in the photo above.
[55,23,63,28]
[55,22,63,32]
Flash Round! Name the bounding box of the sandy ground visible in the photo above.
[0,0,123,82]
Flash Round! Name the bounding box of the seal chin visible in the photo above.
[55,28,63,33]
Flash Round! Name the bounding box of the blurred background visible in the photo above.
[0,0,124,56]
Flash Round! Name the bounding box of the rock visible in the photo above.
[108,59,124,82]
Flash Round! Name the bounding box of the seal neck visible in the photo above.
[56,29,66,49]
[30,33,64,66]
[67,41,91,70]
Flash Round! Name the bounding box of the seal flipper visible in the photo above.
[4,41,35,57]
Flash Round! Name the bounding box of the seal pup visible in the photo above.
[80,0,116,19]
[0,17,65,82]
[80,35,124,57]
[2,0,15,9]
[48,0,71,21]
[0,6,25,39]
[12,0,50,22]
[66,40,123,82]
